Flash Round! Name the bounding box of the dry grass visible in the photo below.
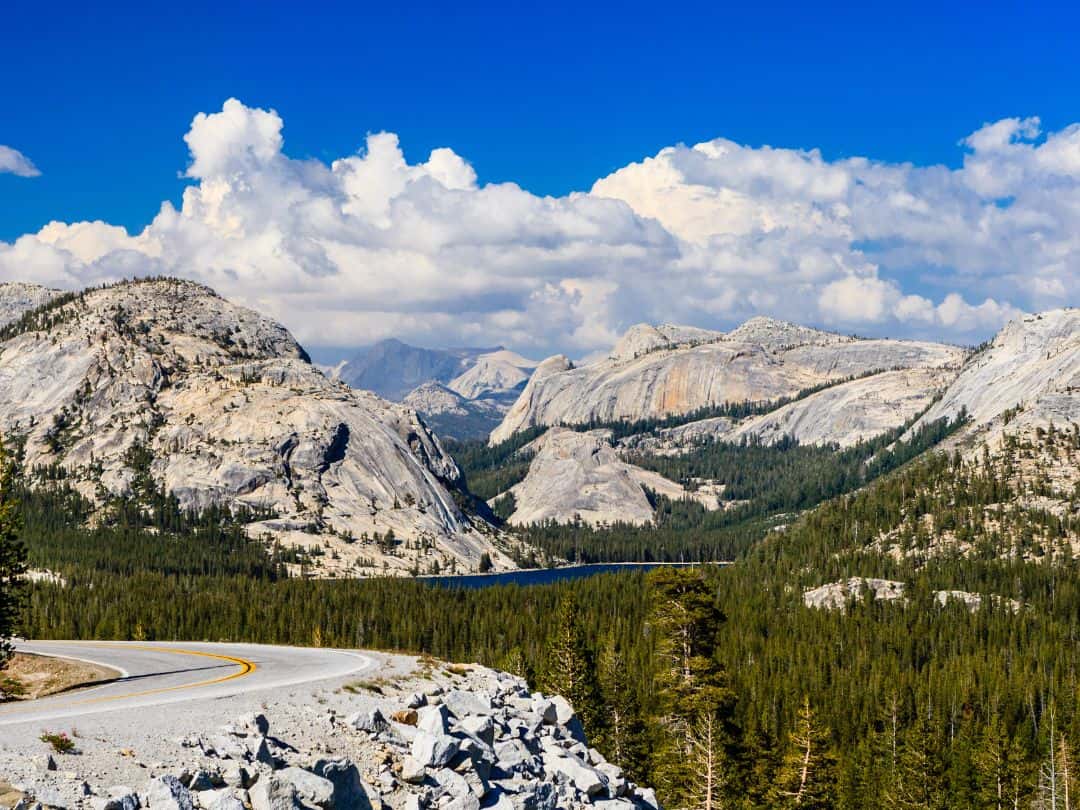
[1,652,119,700]
[342,675,397,695]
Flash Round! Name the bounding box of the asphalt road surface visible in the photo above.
[0,640,387,728]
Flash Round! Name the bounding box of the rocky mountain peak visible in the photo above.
[609,322,724,361]
[994,307,1078,354]
[532,354,574,379]
[444,348,537,399]
[724,315,850,348]
[403,381,471,412]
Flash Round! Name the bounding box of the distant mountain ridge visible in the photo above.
[335,338,538,439]
[336,339,498,401]
[491,316,964,444]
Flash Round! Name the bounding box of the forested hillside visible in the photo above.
[12,422,1080,807]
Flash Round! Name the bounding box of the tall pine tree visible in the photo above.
[890,712,946,810]
[647,567,737,810]
[974,716,1031,810]
[540,590,600,733]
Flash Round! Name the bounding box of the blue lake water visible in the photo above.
[421,562,724,589]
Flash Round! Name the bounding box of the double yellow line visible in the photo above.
[0,644,257,715]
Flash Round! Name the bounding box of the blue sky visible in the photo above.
[1,1,1078,354]
[4,0,1077,240]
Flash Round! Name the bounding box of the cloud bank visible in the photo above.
[2,100,1076,356]
[0,145,40,177]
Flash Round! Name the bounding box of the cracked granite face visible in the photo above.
[0,280,520,577]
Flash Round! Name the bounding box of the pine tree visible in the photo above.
[0,440,27,670]
[1033,711,1072,810]
[596,635,648,780]
[540,591,600,732]
[975,716,1032,810]
[647,567,736,810]
[1060,734,1076,810]
[1058,734,1077,810]
[768,697,838,809]
[1034,722,1078,810]
[740,721,780,808]
[890,713,946,810]
[498,645,532,683]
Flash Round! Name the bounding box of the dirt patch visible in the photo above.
[0,781,25,809]
[1,652,120,700]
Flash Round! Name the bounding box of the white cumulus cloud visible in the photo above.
[0,145,40,177]
[0,100,1073,357]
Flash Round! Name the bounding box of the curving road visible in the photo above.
[0,640,388,728]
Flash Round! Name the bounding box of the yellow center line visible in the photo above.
[0,644,257,715]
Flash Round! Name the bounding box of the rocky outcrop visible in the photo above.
[0,279,518,577]
[10,662,658,810]
[497,428,717,527]
[802,578,907,610]
[491,318,963,445]
[803,578,1021,613]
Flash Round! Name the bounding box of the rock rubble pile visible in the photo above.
[11,668,658,810]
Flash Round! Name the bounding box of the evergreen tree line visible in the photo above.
[0,442,27,684]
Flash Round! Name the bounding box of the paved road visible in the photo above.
[0,640,383,727]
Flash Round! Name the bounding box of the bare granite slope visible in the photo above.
[728,367,956,448]
[497,427,720,527]
[911,308,1080,446]
[0,279,518,577]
